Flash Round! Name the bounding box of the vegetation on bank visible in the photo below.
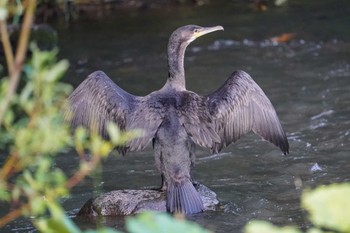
[0,1,349,233]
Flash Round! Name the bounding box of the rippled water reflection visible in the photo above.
[1,0,350,232]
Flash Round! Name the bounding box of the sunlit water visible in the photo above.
[1,0,349,232]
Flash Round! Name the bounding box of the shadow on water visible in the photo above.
[1,0,350,232]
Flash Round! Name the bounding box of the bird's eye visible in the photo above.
[194,29,199,33]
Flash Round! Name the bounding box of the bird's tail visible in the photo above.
[167,179,204,214]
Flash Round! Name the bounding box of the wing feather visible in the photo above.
[178,92,221,148]
[203,70,289,154]
[66,71,162,154]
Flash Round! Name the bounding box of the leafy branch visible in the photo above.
[0,0,37,124]
[0,1,127,230]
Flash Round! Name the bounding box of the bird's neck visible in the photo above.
[167,40,188,89]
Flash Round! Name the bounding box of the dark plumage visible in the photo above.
[66,25,289,215]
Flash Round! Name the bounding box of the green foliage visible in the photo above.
[245,221,301,233]
[244,183,350,233]
[126,212,211,233]
[0,44,136,232]
[0,46,72,220]
[16,47,71,156]
[302,183,350,233]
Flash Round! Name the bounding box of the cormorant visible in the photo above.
[66,25,289,215]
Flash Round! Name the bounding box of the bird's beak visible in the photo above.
[192,25,224,40]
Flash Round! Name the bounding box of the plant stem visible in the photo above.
[66,154,101,189]
[0,0,37,125]
[0,153,19,180]
[0,20,14,75]
[0,203,30,228]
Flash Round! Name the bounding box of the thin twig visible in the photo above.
[0,21,14,75]
[0,203,30,228]
[14,0,37,72]
[0,153,19,180]
[66,154,101,189]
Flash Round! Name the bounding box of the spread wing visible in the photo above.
[65,71,162,154]
[189,70,289,154]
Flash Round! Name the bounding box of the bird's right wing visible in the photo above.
[66,71,162,154]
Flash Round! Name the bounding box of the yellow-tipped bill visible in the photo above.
[192,25,224,40]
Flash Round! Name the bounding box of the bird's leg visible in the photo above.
[190,170,200,188]
[188,143,199,187]
[152,174,167,191]
[160,173,167,191]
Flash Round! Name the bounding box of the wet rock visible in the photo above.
[77,183,219,216]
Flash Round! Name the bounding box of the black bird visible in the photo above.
[66,25,289,215]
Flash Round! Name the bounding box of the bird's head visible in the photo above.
[170,25,224,45]
[167,25,224,79]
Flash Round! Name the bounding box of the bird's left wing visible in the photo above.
[66,71,162,154]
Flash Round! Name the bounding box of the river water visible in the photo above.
[1,0,350,232]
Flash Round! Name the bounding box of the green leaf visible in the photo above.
[35,202,82,233]
[45,59,69,82]
[75,127,88,143]
[0,7,7,21]
[302,183,350,232]
[107,122,121,145]
[11,185,21,201]
[244,220,302,233]
[126,212,211,233]
[30,196,47,215]
[84,228,123,233]
[35,215,82,233]
[19,82,34,107]
[0,181,10,201]
[306,228,325,233]
[47,217,81,233]
[3,109,14,127]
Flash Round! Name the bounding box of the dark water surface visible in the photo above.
[1,0,350,232]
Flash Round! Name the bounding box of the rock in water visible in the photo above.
[77,183,219,216]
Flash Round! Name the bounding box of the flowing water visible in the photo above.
[1,0,350,232]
